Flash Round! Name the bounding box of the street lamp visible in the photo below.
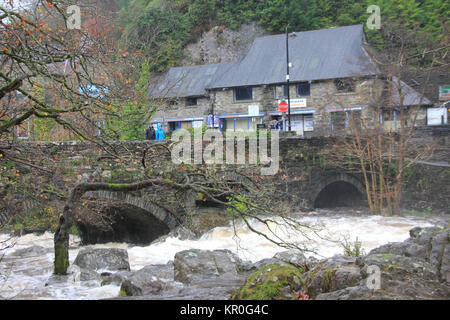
[286,26,291,132]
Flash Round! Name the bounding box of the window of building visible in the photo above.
[234,87,253,102]
[382,110,394,122]
[296,82,310,97]
[330,110,362,135]
[330,111,347,133]
[186,97,197,106]
[275,85,289,99]
[334,79,355,93]
[381,109,399,131]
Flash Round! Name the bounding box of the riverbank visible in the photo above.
[0,209,448,300]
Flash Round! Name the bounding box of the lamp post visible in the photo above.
[286,26,291,132]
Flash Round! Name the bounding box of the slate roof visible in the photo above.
[147,24,436,107]
[147,62,235,98]
[208,24,378,89]
[390,77,432,106]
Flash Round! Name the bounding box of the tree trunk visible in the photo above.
[53,188,81,275]
[54,219,70,275]
[53,177,167,275]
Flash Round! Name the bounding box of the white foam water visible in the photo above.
[0,210,439,300]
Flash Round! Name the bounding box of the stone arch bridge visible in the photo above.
[72,138,369,244]
[1,135,447,243]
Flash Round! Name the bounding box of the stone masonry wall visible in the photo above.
[153,77,427,137]
[1,132,447,230]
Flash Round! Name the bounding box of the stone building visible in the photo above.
[148,24,432,136]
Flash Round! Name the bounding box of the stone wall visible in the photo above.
[152,77,428,137]
[0,133,447,240]
[152,97,211,133]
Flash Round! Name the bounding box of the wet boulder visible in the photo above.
[173,249,245,284]
[317,253,448,300]
[237,224,450,301]
[304,255,363,298]
[317,227,450,300]
[368,225,449,283]
[74,248,130,272]
[273,250,308,268]
[429,229,449,283]
[120,266,172,296]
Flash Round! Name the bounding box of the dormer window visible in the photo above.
[334,79,355,92]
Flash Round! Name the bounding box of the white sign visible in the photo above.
[291,120,303,134]
[304,116,314,131]
[427,108,447,126]
[192,120,203,128]
[278,99,306,108]
[248,105,260,117]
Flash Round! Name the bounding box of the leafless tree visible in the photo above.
[323,23,447,215]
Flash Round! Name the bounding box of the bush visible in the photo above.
[341,237,366,257]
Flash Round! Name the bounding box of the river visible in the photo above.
[0,208,444,300]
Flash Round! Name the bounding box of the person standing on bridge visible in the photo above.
[145,125,155,140]
[155,123,165,141]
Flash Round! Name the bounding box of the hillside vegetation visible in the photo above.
[117,0,449,73]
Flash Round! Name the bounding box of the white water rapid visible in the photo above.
[0,209,442,300]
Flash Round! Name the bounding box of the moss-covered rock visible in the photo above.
[239,264,305,300]
[304,255,362,298]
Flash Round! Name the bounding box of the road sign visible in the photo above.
[279,100,288,112]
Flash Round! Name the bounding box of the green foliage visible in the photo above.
[69,224,79,236]
[407,207,432,216]
[342,237,366,257]
[226,195,248,217]
[106,102,148,140]
[119,1,192,72]
[118,0,447,74]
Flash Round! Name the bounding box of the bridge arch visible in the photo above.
[311,173,366,208]
[77,190,183,245]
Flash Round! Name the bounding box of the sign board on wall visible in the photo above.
[439,86,450,101]
[248,105,260,116]
[192,120,203,128]
[427,107,447,125]
[278,99,307,108]
[291,120,303,133]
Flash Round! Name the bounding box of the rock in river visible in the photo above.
[74,248,130,272]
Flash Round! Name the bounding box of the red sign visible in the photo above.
[279,100,288,112]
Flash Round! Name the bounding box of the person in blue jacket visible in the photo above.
[155,123,165,140]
